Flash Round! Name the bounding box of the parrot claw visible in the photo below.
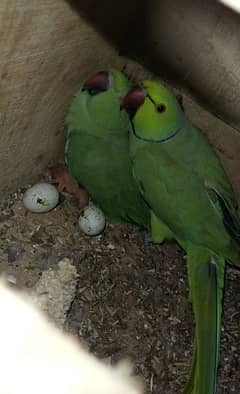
[48,164,89,209]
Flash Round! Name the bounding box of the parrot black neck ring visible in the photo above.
[132,122,183,143]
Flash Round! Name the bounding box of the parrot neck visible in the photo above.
[68,90,130,138]
[86,90,130,135]
[133,124,183,142]
[131,117,188,143]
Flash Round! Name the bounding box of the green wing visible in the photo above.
[170,123,240,261]
[130,125,240,262]
[184,124,237,213]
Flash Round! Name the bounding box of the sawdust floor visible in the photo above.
[0,188,239,393]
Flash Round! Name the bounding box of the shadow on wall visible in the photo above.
[67,0,240,130]
[67,0,150,56]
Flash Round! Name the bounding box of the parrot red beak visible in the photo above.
[82,71,109,92]
[121,85,146,110]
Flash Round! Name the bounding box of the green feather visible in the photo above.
[184,248,224,394]
[65,69,150,228]
[125,79,240,393]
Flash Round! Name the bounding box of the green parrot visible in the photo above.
[121,80,240,393]
[65,69,149,228]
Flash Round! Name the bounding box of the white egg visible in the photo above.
[23,183,59,213]
[78,204,105,236]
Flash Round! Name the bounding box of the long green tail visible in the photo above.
[183,248,225,394]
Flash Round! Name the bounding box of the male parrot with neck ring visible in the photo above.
[51,69,149,228]
[121,80,240,394]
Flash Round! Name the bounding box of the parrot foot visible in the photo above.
[48,164,89,209]
[150,212,173,244]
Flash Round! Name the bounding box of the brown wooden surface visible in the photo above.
[0,0,123,194]
[0,0,240,205]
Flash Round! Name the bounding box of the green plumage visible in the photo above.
[65,69,149,228]
[124,80,240,393]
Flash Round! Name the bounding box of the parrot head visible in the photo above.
[82,69,131,98]
[82,71,109,95]
[121,80,185,142]
[80,68,131,131]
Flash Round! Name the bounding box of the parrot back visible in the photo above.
[130,126,240,261]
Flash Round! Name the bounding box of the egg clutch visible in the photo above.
[23,182,106,237]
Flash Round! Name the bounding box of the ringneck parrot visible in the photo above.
[65,69,149,228]
[121,80,240,394]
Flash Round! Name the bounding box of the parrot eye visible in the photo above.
[88,89,102,96]
[147,94,166,113]
[156,104,166,113]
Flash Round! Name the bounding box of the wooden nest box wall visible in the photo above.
[1,0,240,201]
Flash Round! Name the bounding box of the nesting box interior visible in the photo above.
[1,1,240,393]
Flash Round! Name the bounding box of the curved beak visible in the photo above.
[121,85,146,110]
[82,71,109,92]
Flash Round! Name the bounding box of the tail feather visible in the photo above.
[183,249,225,394]
[183,342,197,394]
